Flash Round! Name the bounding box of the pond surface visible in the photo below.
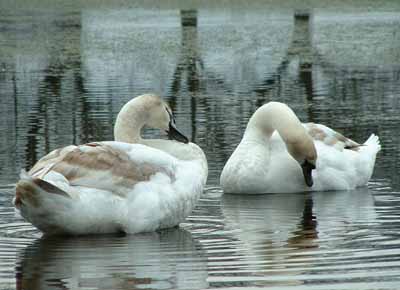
[1,0,400,289]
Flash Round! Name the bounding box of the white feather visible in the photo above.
[220,102,380,193]
[14,94,208,235]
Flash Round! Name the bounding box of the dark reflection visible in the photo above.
[252,10,314,109]
[212,189,382,287]
[178,9,200,93]
[169,10,201,141]
[1,5,398,186]
[1,4,400,288]
[286,11,317,121]
[287,195,318,249]
[25,11,85,169]
[16,229,207,290]
[292,12,315,118]
[0,10,91,173]
[217,193,318,287]
[169,9,200,97]
[0,2,399,186]
[167,9,235,178]
[221,193,318,249]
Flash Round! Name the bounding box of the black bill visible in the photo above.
[167,122,189,144]
[301,160,315,187]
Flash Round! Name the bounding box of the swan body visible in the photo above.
[220,102,380,194]
[14,94,207,235]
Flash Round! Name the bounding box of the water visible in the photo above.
[1,0,400,289]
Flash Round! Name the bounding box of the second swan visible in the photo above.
[220,102,380,194]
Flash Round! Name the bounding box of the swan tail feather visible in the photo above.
[355,134,380,186]
[363,134,381,154]
[14,170,70,208]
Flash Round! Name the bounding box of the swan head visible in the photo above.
[248,102,318,187]
[114,94,189,144]
[286,137,317,187]
[164,106,189,144]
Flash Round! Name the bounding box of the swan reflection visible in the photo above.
[218,188,377,286]
[16,228,207,290]
[222,187,376,247]
[222,192,317,250]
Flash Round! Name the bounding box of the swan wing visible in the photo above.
[28,142,177,197]
[304,123,361,151]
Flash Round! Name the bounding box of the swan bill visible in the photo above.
[167,122,189,144]
[301,160,315,187]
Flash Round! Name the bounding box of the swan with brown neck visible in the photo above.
[14,94,207,235]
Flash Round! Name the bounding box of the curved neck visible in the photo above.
[114,99,147,143]
[244,102,306,144]
[113,98,203,163]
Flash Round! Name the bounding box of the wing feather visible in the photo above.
[304,123,361,151]
[28,142,176,197]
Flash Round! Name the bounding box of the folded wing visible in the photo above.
[28,142,176,197]
[304,123,361,151]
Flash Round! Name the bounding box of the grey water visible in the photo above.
[1,0,400,289]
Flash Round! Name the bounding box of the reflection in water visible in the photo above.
[1,2,400,290]
[16,229,207,290]
[1,4,399,185]
[287,196,318,249]
[171,9,201,94]
[203,188,396,287]
[289,11,316,121]
[170,10,202,141]
[220,192,319,284]
[221,193,311,247]
[4,185,400,289]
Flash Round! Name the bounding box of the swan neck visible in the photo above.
[244,102,317,165]
[246,102,304,143]
[243,126,270,144]
[114,100,146,143]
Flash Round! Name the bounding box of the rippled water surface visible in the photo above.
[1,0,400,289]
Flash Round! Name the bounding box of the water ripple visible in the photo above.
[1,2,400,289]
[2,185,400,289]
[181,185,400,289]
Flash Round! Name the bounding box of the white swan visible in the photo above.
[220,102,380,194]
[14,94,208,235]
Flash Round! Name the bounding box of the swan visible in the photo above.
[220,102,380,194]
[14,94,208,235]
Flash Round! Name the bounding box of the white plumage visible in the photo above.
[220,102,380,194]
[14,94,208,235]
